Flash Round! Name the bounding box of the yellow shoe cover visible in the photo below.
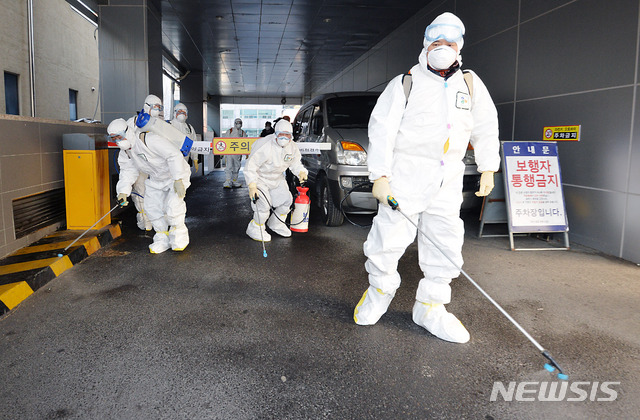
[353,286,394,325]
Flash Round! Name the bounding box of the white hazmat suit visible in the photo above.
[170,102,199,171]
[108,119,152,231]
[223,118,247,188]
[113,116,192,253]
[244,120,308,241]
[354,12,500,343]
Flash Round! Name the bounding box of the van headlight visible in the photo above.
[336,141,367,166]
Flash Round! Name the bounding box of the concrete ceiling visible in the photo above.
[160,0,431,99]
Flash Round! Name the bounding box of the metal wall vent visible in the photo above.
[12,188,66,239]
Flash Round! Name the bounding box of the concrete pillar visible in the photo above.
[206,95,221,138]
[98,0,163,124]
[206,95,222,170]
[178,71,204,135]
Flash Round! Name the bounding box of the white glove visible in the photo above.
[117,193,129,206]
[248,182,259,201]
[174,179,186,198]
[475,171,495,197]
[298,171,308,183]
[372,177,393,206]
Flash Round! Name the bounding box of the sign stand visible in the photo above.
[501,141,570,251]
[478,171,508,238]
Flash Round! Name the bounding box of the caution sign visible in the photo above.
[543,125,580,141]
[213,137,260,155]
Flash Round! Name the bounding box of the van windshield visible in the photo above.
[326,96,378,128]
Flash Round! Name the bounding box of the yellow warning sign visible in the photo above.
[212,137,261,155]
[543,125,580,141]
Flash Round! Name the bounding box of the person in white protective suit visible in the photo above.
[353,12,500,343]
[244,119,308,241]
[170,102,199,173]
[121,94,167,231]
[110,115,192,253]
[223,118,247,188]
[107,120,152,231]
[141,94,164,120]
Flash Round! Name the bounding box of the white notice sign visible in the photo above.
[502,141,569,233]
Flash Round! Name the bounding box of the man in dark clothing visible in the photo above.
[260,121,275,137]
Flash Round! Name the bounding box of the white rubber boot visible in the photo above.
[246,219,271,242]
[412,301,470,343]
[169,224,189,251]
[149,231,170,254]
[136,211,153,231]
[353,285,395,325]
[267,213,291,237]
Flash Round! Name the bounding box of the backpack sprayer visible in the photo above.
[135,110,194,157]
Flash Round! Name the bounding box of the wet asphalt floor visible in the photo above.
[1,171,639,419]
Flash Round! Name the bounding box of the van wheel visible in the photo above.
[320,177,344,226]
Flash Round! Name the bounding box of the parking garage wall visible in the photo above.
[0,0,101,120]
[0,0,31,116]
[33,0,101,121]
[317,0,640,264]
[0,115,106,258]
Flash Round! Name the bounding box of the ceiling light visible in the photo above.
[216,16,223,20]
[323,18,331,23]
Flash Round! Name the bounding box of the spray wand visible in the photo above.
[252,195,268,258]
[387,196,568,380]
[56,200,125,258]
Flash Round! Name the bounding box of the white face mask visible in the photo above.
[176,114,187,122]
[427,45,457,70]
[117,140,131,150]
[276,135,291,147]
[147,104,163,119]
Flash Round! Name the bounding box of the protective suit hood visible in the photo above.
[143,94,164,119]
[108,118,132,150]
[174,102,188,122]
[423,12,465,51]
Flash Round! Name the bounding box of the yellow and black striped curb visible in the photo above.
[0,224,121,314]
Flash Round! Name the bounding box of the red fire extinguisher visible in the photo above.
[291,186,310,232]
